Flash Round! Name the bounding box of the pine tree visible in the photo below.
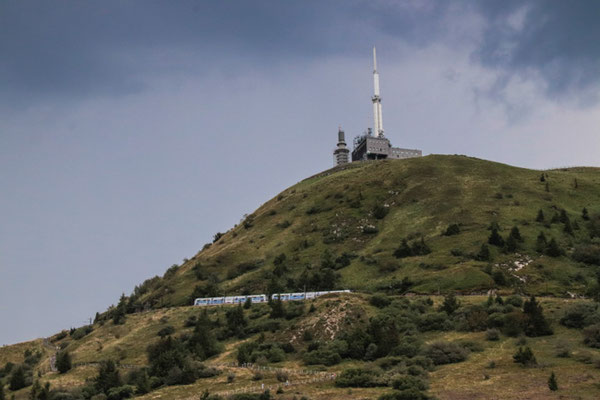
[563,218,574,235]
[523,295,553,337]
[582,207,590,221]
[536,209,545,222]
[548,371,558,391]
[440,292,460,315]
[112,293,127,325]
[559,209,569,224]
[509,226,523,242]
[540,173,545,182]
[477,244,492,261]
[535,232,548,253]
[546,238,563,257]
[488,228,504,247]
[94,360,121,394]
[504,234,518,253]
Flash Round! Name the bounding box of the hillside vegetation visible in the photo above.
[2,155,600,400]
[140,155,600,309]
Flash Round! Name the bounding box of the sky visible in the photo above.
[1,0,599,345]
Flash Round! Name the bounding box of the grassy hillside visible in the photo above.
[138,155,600,309]
[2,155,600,400]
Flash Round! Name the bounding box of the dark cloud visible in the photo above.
[473,0,600,100]
[2,1,598,105]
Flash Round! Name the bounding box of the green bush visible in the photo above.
[583,324,600,348]
[443,224,460,236]
[572,245,600,265]
[560,303,600,328]
[56,350,72,374]
[335,368,385,387]
[392,375,428,391]
[370,294,392,308]
[486,328,500,341]
[513,346,537,366]
[424,342,469,365]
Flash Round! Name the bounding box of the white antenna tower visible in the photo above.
[372,47,384,138]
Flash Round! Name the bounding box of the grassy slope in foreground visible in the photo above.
[146,155,600,308]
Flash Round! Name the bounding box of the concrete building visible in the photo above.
[334,47,422,166]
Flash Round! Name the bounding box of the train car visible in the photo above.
[194,290,351,307]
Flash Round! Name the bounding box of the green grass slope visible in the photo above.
[138,155,600,309]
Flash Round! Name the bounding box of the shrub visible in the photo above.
[378,389,430,400]
[275,371,288,383]
[439,293,460,315]
[443,224,460,236]
[560,303,600,328]
[56,350,72,374]
[392,375,428,391]
[583,324,600,348]
[485,328,500,341]
[335,368,384,388]
[572,245,600,265]
[424,342,469,365]
[505,295,523,307]
[548,371,558,391]
[513,346,536,366]
[9,365,29,391]
[157,326,175,338]
[106,385,135,400]
[370,294,392,308]
[373,205,389,219]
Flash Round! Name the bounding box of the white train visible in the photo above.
[193,290,351,306]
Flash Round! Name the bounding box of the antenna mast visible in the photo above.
[372,47,384,137]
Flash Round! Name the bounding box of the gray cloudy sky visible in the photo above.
[1,0,599,345]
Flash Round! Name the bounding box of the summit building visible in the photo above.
[334,48,422,166]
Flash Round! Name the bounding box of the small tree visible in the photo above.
[8,366,27,391]
[394,239,413,258]
[548,371,558,391]
[536,209,545,222]
[523,296,553,337]
[535,232,547,253]
[540,173,545,182]
[56,350,72,374]
[477,244,491,261]
[582,208,590,221]
[269,297,285,319]
[440,292,460,315]
[488,228,504,247]
[243,297,252,309]
[546,238,563,257]
[513,346,536,366]
[509,226,523,242]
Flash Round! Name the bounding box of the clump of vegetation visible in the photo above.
[394,237,431,258]
[443,224,460,236]
[513,346,537,366]
[424,342,469,365]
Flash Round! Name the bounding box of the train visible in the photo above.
[193,290,351,306]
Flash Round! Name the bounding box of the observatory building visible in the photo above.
[334,48,422,166]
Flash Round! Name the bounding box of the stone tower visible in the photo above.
[333,127,350,166]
